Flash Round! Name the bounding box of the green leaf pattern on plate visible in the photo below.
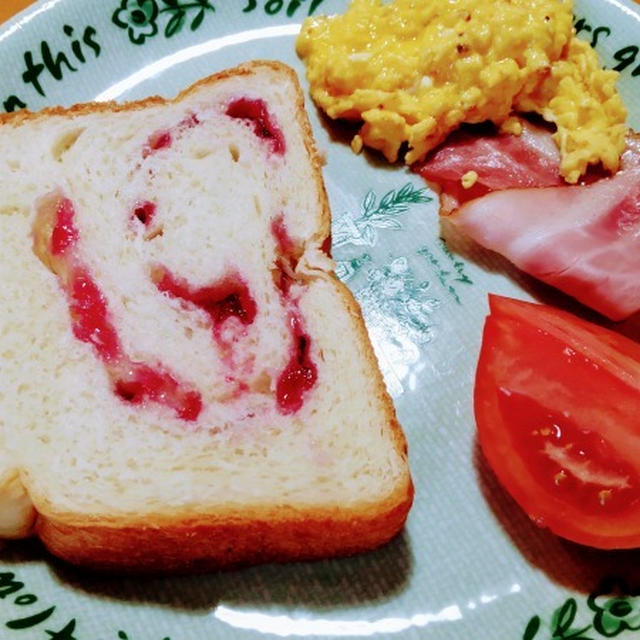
[523,579,640,640]
[111,0,328,44]
[333,183,431,249]
[112,0,215,44]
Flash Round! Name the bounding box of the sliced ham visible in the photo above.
[416,119,640,321]
[414,121,564,213]
[449,164,640,321]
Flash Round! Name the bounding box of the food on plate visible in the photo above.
[0,61,413,571]
[415,118,565,215]
[296,0,626,182]
[475,294,640,550]
[297,0,637,319]
[420,120,640,321]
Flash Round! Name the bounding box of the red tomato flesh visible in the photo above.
[475,294,640,548]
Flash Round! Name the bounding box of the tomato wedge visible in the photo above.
[475,294,640,549]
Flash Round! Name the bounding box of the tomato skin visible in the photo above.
[475,294,640,549]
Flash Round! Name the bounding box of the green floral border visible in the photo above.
[112,0,215,44]
[2,568,638,640]
[523,579,640,640]
[111,0,328,44]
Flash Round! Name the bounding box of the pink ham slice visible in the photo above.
[449,165,640,321]
[414,121,564,214]
[416,121,640,321]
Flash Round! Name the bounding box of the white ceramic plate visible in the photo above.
[2,1,640,638]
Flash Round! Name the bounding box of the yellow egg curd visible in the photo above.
[296,0,627,182]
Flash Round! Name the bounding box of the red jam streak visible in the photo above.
[273,264,295,297]
[271,215,298,260]
[226,97,285,155]
[51,197,79,255]
[36,195,202,421]
[145,130,172,155]
[271,214,300,296]
[498,388,640,515]
[114,364,202,421]
[142,112,200,158]
[270,217,317,414]
[132,200,156,226]
[321,234,332,258]
[154,268,257,332]
[69,268,121,362]
[276,313,317,414]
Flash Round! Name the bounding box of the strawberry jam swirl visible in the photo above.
[142,113,200,158]
[32,192,202,421]
[270,215,318,414]
[226,97,286,155]
[153,268,257,335]
[32,96,314,422]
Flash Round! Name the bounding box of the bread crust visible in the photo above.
[31,270,414,573]
[0,60,331,242]
[36,486,412,572]
[2,61,413,572]
[32,277,413,572]
[33,275,414,572]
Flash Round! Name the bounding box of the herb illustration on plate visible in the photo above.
[332,182,431,249]
[354,255,439,397]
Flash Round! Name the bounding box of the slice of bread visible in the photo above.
[0,61,413,571]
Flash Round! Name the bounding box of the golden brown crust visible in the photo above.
[35,488,412,572]
[0,60,289,126]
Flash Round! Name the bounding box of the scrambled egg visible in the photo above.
[517,37,627,182]
[296,0,627,183]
